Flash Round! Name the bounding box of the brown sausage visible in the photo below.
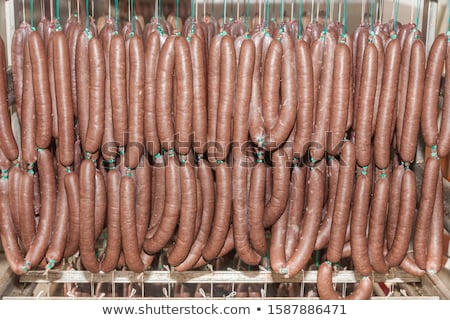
[146,154,165,239]
[25,149,57,267]
[45,164,69,268]
[368,172,389,274]
[328,42,351,155]
[215,35,236,160]
[143,154,180,253]
[120,175,145,272]
[155,36,176,152]
[374,37,401,169]
[110,34,129,147]
[94,169,107,241]
[67,23,82,117]
[426,169,443,273]
[135,156,152,251]
[386,164,405,249]
[189,34,208,155]
[414,157,440,269]
[143,31,161,156]
[47,32,58,139]
[385,169,416,267]
[399,39,425,163]
[327,140,356,263]
[125,35,145,168]
[285,159,325,276]
[79,159,100,272]
[355,43,378,167]
[76,32,90,150]
[248,161,267,257]
[421,33,446,148]
[293,38,314,158]
[168,157,197,266]
[100,168,122,272]
[63,171,80,258]
[7,165,21,237]
[202,162,232,261]
[270,200,289,273]
[28,31,52,149]
[53,31,75,167]
[85,36,106,154]
[20,39,37,164]
[437,43,450,158]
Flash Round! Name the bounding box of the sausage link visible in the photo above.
[76,32,90,150]
[437,42,450,157]
[47,33,58,139]
[426,169,443,273]
[248,162,267,257]
[25,149,57,267]
[8,165,21,236]
[63,171,80,258]
[168,158,197,266]
[270,200,289,273]
[94,169,107,241]
[28,31,52,149]
[285,159,325,276]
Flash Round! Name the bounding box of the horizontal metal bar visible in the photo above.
[20,269,420,285]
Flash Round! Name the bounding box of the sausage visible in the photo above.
[85,36,106,154]
[76,32,90,150]
[143,154,180,253]
[25,149,57,267]
[8,165,21,236]
[67,23,82,117]
[248,161,267,257]
[414,157,440,269]
[0,171,28,275]
[400,254,425,277]
[135,156,152,251]
[269,200,289,273]
[311,31,337,160]
[168,157,197,266]
[45,164,69,268]
[120,175,145,272]
[293,38,314,158]
[285,165,307,259]
[371,34,385,135]
[285,159,325,276]
[11,22,30,122]
[155,36,176,152]
[47,32,58,139]
[385,168,416,267]
[53,31,75,167]
[328,42,351,155]
[202,161,232,261]
[206,34,222,161]
[425,168,443,273]
[310,37,325,127]
[315,156,340,250]
[368,172,389,274]
[396,30,416,153]
[352,28,369,128]
[400,39,425,163]
[28,31,52,149]
[421,33,446,147]
[263,148,291,227]
[110,34,129,147]
[215,35,235,160]
[327,140,356,262]
[189,34,208,155]
[317,261,373,300]
[374,37,401,169]
[146,154,165,238]
[355,43,378,167]
[350,171,373,276]
[263,33,297,151]
[100,168,122,273]
[144,31,161,156]
[20,39,37,164]
[437,43,450,158]
[248,31,265,147]
[100,22,116,161]
[63,171,80,258]
[175,159,215,271]
[386,164,405,249]
[79,159,100,272]
[94,169,107,240]
[125,36,145,168]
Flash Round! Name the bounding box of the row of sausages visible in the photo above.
[0,11,448,300]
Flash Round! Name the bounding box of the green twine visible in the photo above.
[30,0,35,30]
[415,0,421,28]
[216,159,223,164]
[85,151,91,160]
[65,166,72,173]
[342,0,348,36]
[168,148,175,157]
[1,169,8,180]
[369,0,376,34]
[176,0,180,30]
[46,259,56,270]
[280,0,284,31]
[115,0,119,33]
[297,0,303,38]
[179,155,187,165]
[361,165,369,175]
[380,169,387,179]
[264,0,269,28]
[315,250,320,268]
[191,0,195,35]
[126,167,132,177]
[154,152,162,160]
[131,0,135,34]
[85,0,89,33]
[257,137,265,148]
[393,0,399,34]
[431,145,440,159]
[55,0,61,30]
[245,0,250,34]
[325,0,330,29]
